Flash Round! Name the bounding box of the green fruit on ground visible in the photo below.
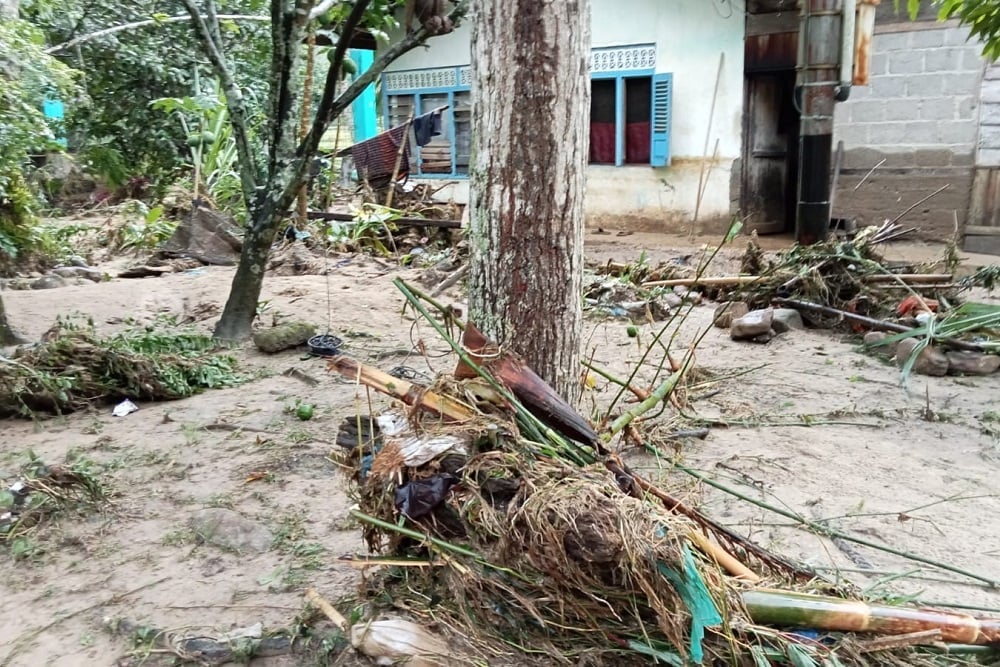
[296,403,314,421]
[626,325,639,338]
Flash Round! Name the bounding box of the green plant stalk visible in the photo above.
[605,356,692,440]
[351,510,528,581]
[670,461,1000,589]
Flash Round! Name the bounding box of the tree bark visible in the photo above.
[468,0,590,403]
[0,293,25,346]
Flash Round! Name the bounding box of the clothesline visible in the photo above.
[334,105,450,158]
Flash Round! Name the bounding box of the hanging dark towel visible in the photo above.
[412,110,443,147]
[351,124,411,184]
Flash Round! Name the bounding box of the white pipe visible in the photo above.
[841,0,857,87]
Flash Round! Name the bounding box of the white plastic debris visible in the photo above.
[376,411,410,437]
[396,435,468,468]
[216,622,263,642]
[350,618,450,666]
[112,399,139,417]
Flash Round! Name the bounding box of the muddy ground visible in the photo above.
[1,229,999,666]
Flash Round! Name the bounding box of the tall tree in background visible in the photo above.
[468,0,591,402]
[181,0,467,339]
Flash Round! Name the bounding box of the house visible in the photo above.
[378,0,745,234]
[370,1,1000,252]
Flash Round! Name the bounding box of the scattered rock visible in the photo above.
[895,338,948,376]
[771,308,804,333]
[713,301,749,329]
[664,293,684,309]
[730,308,773,341]
[30,274,67,290]
[862,331,897,356]
[67,255,89,268]
[252,321,317,353]
[946,351,1000,376]
[51,266,104,282]
[189,508,273,554]
[118,265,174,279]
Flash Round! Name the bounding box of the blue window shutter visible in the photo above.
[650,73,672,167]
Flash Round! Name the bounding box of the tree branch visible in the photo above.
[44,14,270,55]
[307,0,338,21]
[180,0,260,206]
[265,0,314,180]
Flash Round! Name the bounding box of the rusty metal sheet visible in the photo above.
[745,31,798,72]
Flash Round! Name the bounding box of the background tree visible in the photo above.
[467,0,591,402]
[0,294,24,345]
[27,0,272,191]
[182,0,467,339]
[0,9,77,262]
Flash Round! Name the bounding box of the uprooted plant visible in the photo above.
[317,275,1000,666]
[1,452,109,560]
[0,317,244,417]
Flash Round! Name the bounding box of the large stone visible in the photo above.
[730,308,773,340]
[189,508,273,554]
[713,301,749,329]
[30,274,67,290]
[946,351,1000,376]
[771,308,805,333]
[895,338,948,376]
[252,321,316,353]
[862,331,897,356]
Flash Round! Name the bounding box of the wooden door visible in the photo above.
[741,72,797,234]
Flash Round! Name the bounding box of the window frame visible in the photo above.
[590,67,656,167]
[382,66,471,179]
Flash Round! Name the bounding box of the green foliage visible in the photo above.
[901,0,1000,60]
[23,0,272,189]
[152,78,252,219]
[104,201,178,252]
[0,16,78,260]
[0,317,245,417]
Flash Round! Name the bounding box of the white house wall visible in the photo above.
[380,0,745,232]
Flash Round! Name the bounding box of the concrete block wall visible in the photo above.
[832,23,984,239]
[977,62,1000,166]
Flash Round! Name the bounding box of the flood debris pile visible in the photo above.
[326,279,1000,666]
[0,320,243,417]
[1,454,107,554]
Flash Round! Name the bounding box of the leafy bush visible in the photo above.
[0,16,78,262]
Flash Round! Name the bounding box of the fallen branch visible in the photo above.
[308,210,462,229]
[430,263,469,297]
[774,298,986,352]
[328,355,475,422]
[672,461,1000,589]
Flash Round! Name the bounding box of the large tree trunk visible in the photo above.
[212,207,282,340]
[468,0,590,403]
[0,293,25,346]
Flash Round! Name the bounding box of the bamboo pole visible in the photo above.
[743,589,1000,645]
[641,274,953,288]
[327,355,475,422]
[304,588,348,631]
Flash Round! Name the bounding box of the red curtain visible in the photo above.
[589,122,615,164]
[625,121,651,164]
